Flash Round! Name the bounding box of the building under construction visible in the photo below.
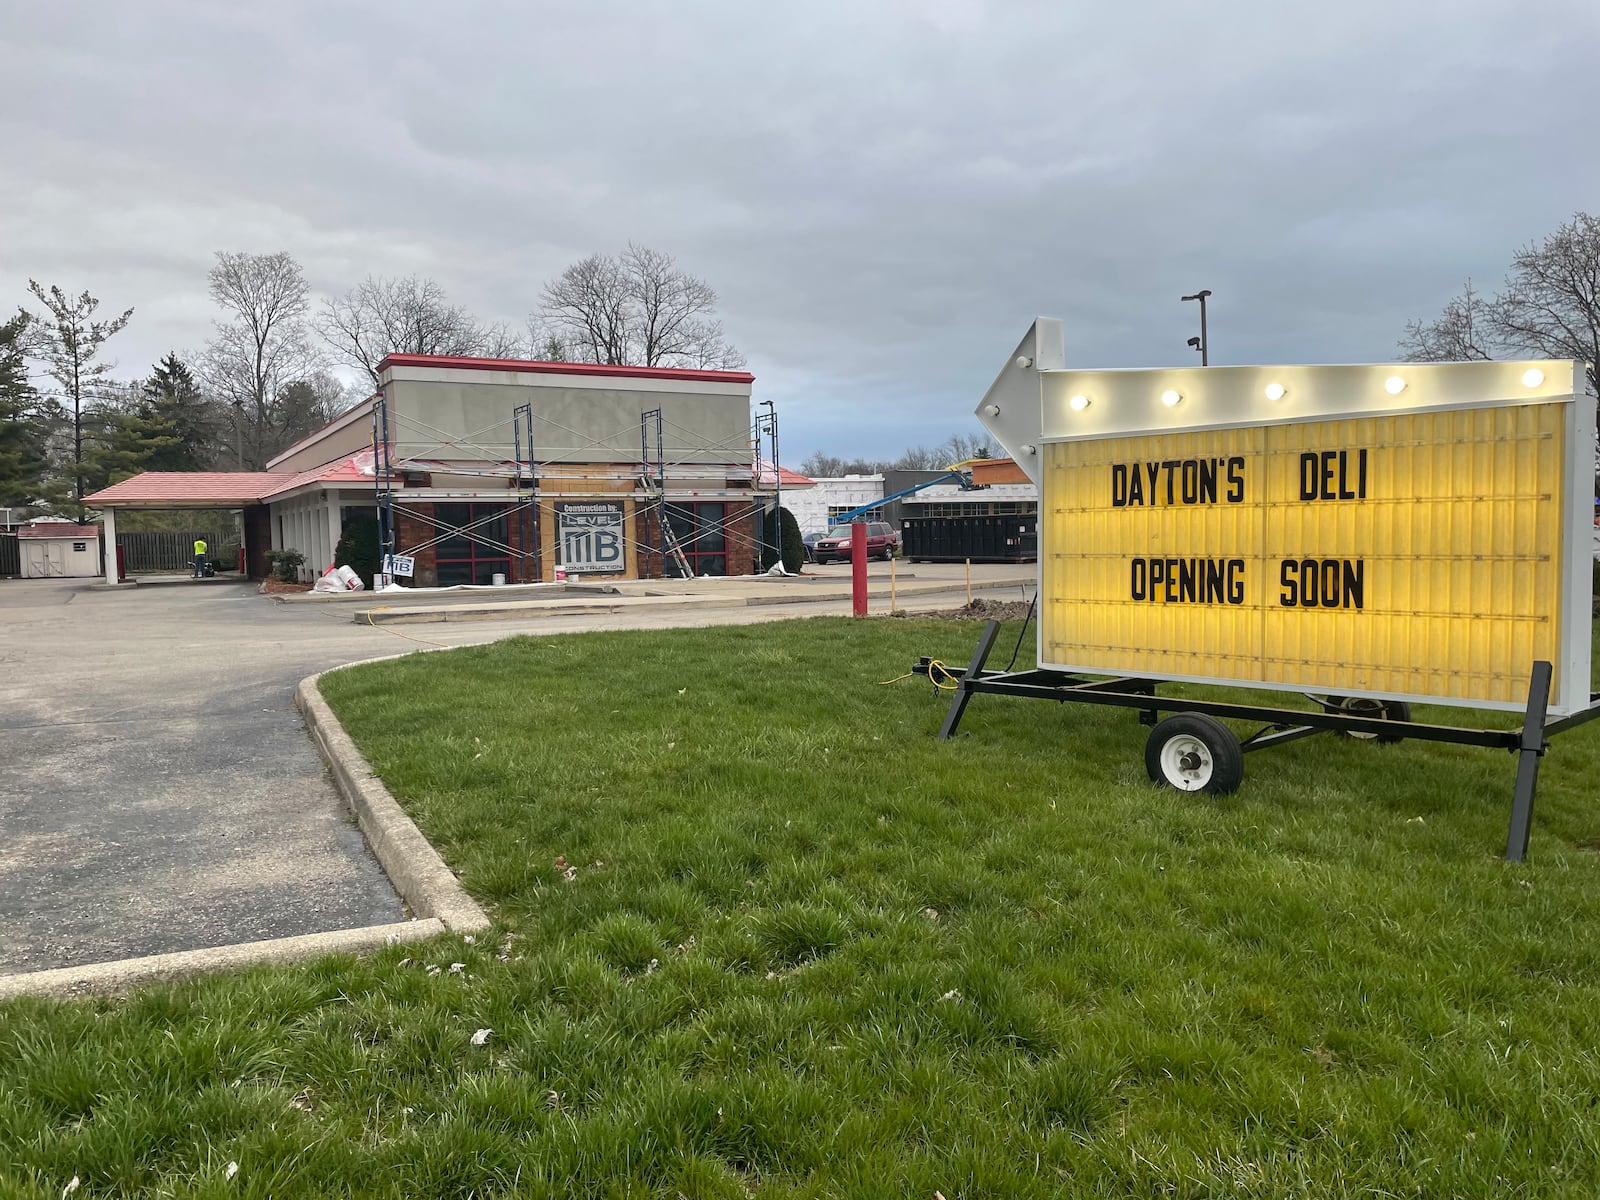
[84,353,775,586]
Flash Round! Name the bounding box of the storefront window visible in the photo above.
[433,502,511,585]
[664,502,728,576]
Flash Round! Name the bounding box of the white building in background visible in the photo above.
[901,480,1039,515]
[785,475,884,534]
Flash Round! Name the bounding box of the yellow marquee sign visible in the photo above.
[976,320,1591,714]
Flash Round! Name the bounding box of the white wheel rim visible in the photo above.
[1160,734,1214,790]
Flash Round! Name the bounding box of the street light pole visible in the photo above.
[1181,289,1212,366]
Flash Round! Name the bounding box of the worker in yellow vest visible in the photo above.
[193,537,208,578]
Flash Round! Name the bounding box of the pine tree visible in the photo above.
[0,311,50,511]
[81,388,184,495]
[25,281,134,515]
[143,353,216,470]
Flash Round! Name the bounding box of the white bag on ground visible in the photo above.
[313,565,365,592]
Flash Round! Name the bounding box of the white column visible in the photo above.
[102,508,117,586]
[326,497,340,569]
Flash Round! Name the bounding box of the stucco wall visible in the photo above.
[386,376,750,468]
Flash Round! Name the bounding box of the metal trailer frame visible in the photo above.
[927,618,1600,862]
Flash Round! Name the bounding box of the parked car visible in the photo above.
[801,530,827,563]
[811,521,899,563]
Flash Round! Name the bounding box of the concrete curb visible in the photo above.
[353,577,1036,625]
[296,674,491,935]
[0,919,445,1001]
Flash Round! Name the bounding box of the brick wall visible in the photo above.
[395,504,439,587]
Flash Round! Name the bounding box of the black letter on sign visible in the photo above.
[1299,453,1318,501]
[1344,559,1364,610]
[1112,463,1128,507]
[1226,457,1245,503]
[1227,559,1245,605]
[1279,559,1297,607]
[1130,558,1146,600]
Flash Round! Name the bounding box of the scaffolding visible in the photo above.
[372,396,396,568]
[365,388,776,585]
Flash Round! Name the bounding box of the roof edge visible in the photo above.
[265,394,380,471]
[377,353,755,386]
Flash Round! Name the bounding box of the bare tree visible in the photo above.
[539,244,744,369]
[891,445,943,470]
[799,451,890,477]
[24,281,133,514]
[1398,213,1599,396]
[1495,213,1600,395]
[318,275,506,384]
[541,253,632,365]
[939,431,995,462]
[474,320,527,360]
[200,251,322,469]
[1398,279,1497,362]
[524,317,569,362]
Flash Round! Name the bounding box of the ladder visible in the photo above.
[640,407,694,579]
[638,471,694,579]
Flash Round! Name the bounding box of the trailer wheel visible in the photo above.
[1325,696,1411,744]
[1144,714,1244,795]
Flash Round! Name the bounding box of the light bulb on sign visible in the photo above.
[1264,382,1286,401]
[1160,389,1182,408]
[1068,394,1090,411]
[1384,375,1406,395]
[983,403,1000,416]
[1522,368,1544,388]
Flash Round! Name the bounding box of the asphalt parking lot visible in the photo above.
[0,565,1033,976]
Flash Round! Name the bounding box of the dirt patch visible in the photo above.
[894,597,1034,621]
[260,578,313,595]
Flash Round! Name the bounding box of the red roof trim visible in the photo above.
[377,353,754,386]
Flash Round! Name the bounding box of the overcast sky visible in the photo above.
[3,0,1596,462]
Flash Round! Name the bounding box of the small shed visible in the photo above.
[19,524,103,578]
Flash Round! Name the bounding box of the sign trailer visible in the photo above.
[927,318,1599,860]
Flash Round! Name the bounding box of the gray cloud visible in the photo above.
[3,0,1596,460]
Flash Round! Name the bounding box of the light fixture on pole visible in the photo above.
[758,398,781,568]
[1181,289,1212,366]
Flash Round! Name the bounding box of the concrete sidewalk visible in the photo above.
[351,568,1034,624]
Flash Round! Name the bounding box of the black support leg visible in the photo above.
[937,619,1002,741]
[1505,660,1553,863]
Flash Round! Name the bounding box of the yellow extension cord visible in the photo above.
[880,659,962,691]
[362,606,452,649]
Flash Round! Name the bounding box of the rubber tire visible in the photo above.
[1144,714,1244,795]
[1325,696,1411,744]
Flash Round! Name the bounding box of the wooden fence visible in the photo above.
[117,531,240,574]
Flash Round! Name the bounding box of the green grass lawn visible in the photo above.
[5,616,1600,1198]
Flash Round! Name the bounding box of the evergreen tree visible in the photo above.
[25,281,134,515]
[143,353,216,470]
[80,386,184,495]
[0,311,50,511]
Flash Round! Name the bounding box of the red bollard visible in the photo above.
[851,520,868,616]
[116,544,127,583]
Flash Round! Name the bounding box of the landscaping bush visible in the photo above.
[761,506,805,573]
[335,509,383,589]
[263,548,304,582]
